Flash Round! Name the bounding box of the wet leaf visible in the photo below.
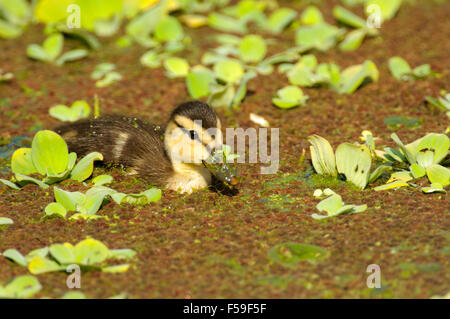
[2,249,27,266]
[154,15,183,42]
[0,217,13,225]
[71,152,103,182]
[92,174,114,186]
[339,29,366,51]
[54,186,86,212]
[49,100,91,122]
[213,59,244,84]
[43,33,63,61]
[74,238,109,265]
[308,135,337,176]
[335,143,371,189]
[28,256,65,274]
[208,13,247,34]
[102,264,130,273]
[31,130,69,176]
[338,60,379,94]
[272,86,308,109]
[163,57,189,78]
[300,6,323,25]
[0,179,20,190]
[49,244,75,264]
[295,23,343,51]
[333,6,367,29]
[11,147,37,175]
[44,202,67,219]
[55,49,88,66]
[388,56,412,80]
[266,7,297,34]
[426,164,450,187]
[186,68,214,99]
[365,0,402,21]
[0,275,41,299]
[239,35,267,63]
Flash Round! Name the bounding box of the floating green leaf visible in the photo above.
[49,100,91,122]
[70,152,103,182]
[335,143,371,189]
[0,275,41,299]
[0,217,13,225]
[295,23,344,51]
[313,190,367,219]
[2,249,27,266]
[11,147,37,175]
[333,6,367,29]
[426,164,450,187]
[44,202,67,219]
[239,35,267,64]
[272,86,308,109]
[186,68,214,99]
[154,15,183,42]
[300,6,323,25]
[365,0,402,21]
[213,59,244,84]
[308,135,337,176]
[338,60,379,94]
[31,130,68,176]
[164,57,189,78]
[54,186,86,212]
[266,7,297,34]
[208,13,247,34]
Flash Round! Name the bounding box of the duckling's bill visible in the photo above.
[203,150,239,188]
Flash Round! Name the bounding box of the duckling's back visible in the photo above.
[55,115,173,186]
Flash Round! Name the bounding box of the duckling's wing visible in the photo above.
[55,115,172,186]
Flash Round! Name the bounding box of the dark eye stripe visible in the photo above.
[174,120,211,150]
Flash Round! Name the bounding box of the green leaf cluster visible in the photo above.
[1,238,136,274]
[1,130,103,189]
[26,33,88,66]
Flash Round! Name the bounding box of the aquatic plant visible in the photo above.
[312,188,367,219]
[0,130,103,189]
[2,238,136,274]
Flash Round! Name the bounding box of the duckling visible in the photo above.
[54,101,238,194]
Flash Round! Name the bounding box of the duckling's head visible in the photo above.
[164,101,238,188]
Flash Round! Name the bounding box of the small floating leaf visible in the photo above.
[266,7,297,34]
[0,275,41,299]
[70,152,103,182]
[28,256,65,275]
[239,35,267,64]
[308,135,337,176]
[49,100,91,122]
[186,68,214,99]
[74,238,109,265]
[31,130,69,176]
[272,85,308,109]
[163,57,189,78]
[44,202,67,219]
[335,143,371,189]
[154,15,183,42]
[213,59,244,84]
[0,217,13,225]
[11,147,37,175]
[2,249,27,266]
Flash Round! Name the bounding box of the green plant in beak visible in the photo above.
[203,145,239,188]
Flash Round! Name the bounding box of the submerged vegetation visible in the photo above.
[0,0,448,299]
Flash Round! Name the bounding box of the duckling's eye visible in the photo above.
[189,130,197,140]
